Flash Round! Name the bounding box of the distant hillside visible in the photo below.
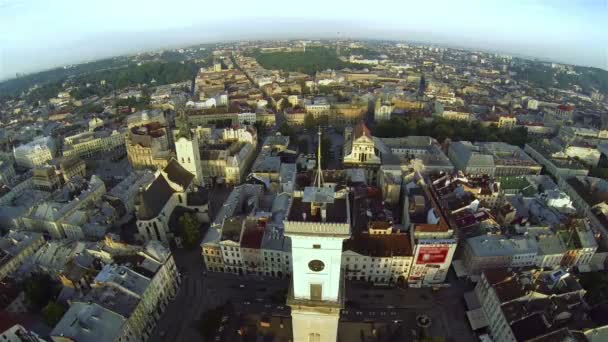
[513,62,608,94]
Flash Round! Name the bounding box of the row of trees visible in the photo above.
[374,117,531,147]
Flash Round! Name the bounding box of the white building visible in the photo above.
[343,122,382,182]
[284,137,350,342]
[304,97,331,116]
[406,176,458,286]
[201,184,264,274]
[13,136,56,168]
[62,130,125,159]
[342,228,413,285]
[174,118,204,187]
[462,235,538,275]
[52,241,179,342]
[285,184,350,342]
[238,112,257,125]
[374,98,394,122]
[21,176,108,240]
[136,160,208,243]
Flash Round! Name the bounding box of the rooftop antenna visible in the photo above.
[315,126,324,187]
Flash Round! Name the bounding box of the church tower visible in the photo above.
[174,110,204,186]
[285,128,351,342]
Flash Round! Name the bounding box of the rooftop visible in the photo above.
[93,264,151,297]
[343,232,412,257]
[466,235,538,257]
[287,196,348,224]
[51,302,126,342]
[0,231,43,269]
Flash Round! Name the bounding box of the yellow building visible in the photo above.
[125,122,172,170]
[442,110,471,121]
[497,116,517,129]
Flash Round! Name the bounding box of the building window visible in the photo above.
[310,284,322,301]
[313,244,321,249]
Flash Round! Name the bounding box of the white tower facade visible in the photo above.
[285,219,349,342]
[284,128,350,342]
[175,134,204,186]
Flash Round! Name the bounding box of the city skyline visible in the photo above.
[1,0,607,80]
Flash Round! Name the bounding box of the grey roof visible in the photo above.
[163,159,194,189]
[466,235,538,257]
[137,175,174,220]
[51,302,126,342]
[94,264,151,297]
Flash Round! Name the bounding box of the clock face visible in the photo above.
[308,260,325,272]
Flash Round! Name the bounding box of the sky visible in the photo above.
[0,0,607,80]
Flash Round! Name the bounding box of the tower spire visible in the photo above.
[315,126,324,187]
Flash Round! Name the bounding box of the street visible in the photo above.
[343,278,476,341]
[149,246,289,342]
[150,250,475,342]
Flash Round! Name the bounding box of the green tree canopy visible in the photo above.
[320,135,332,169]
[297,138,309,154]
[304,113,316,132]
[198,304,227,339]
[23,273,60,310]
[278,123,296,141]
[42,301,67,327]
[374,117,530,147]
[179,212,201,249]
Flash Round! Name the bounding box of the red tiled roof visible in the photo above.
[353,121,372,140]
[344,232,413,257]
[241,225,265,249]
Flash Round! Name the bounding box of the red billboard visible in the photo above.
[416,246,449,264]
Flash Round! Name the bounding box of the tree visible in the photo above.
[278,123,296,141]
[297,138,309,154]
[24,273,59,310]
[198,305,226,339]
[282,97,293,110]
[373,117,531,146]
[320,135,332,169]
[590,168,608,180]
[304,113,316,132]
[253,120,267,137]
[43,301,66,326]
[317,115,329,127]
[179,212,201,249]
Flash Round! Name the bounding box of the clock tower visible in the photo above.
[285,129,351,342]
